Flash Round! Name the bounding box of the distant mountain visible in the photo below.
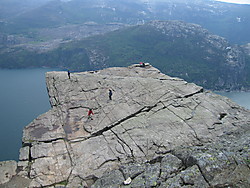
[1,20,249,90]
[0,0,51,20]
[1,0,250,44]
[1,0,144,34]
[145,0,250,44]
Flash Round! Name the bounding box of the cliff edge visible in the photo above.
[1,65,250,187]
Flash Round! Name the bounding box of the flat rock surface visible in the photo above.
[2,65,250,187]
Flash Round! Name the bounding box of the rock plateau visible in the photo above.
[0,65,250,187]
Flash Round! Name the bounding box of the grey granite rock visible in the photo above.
[1,65,249,187]
[0,160,17,185]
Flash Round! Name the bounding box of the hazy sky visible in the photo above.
[215,0,250,4]
[148,0,250,4]
[61,0,250,4]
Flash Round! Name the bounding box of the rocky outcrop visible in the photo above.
[0,161,17,185]
[92,125,250,188]
[1,65,250,187]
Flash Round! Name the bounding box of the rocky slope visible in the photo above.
[0,65,250,187]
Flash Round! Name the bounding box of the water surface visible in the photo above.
[0,68,57,161]
[217,91,250,110]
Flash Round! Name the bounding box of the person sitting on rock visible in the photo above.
[87,108,94,120]
[139,62,145,67]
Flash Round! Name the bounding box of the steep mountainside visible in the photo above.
[1,21,249,90]
[1,65,249,187]
[1,0,250,44]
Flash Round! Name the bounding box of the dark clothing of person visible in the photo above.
[68,70,71,79]
[109,89,113,100]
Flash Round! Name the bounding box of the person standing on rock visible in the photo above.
[67,70,71,79]
[109,89,113,100]
[87,108,94,120]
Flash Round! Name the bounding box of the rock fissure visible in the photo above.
[136,79,155,98]
[167,105,201,142]
[219,112,227,120]
[131,170,145,180]
[156,91,172,101]
[185,99,201,121]
[102,135,119,160]
[51,77,61,106]
[131,96,144,106]
[89,105,158,139]
[80,87,98,93]
[96,106,115,128]
[27,145,32,179]
[111,129,135,159]
[115,140,128,156]
[63,140,74,178]
[183,88,204,98]
[54,105,67,129]
[180,176,195,186]
[68,105,88,110]
[196,163,212,186]
[118,168,126,180]
[35,137,66,144]
[127,131,147,157]
[96,159,118,170]
[148,156,164,165]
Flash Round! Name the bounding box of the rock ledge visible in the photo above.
[1,65,250,187]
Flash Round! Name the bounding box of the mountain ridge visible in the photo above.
[1,20,249,90]
[1,0,250,44]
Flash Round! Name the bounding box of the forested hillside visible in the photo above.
[1,21,249,90]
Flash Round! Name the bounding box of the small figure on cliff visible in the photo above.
[139,62,145,67]
[109,89,113,100]
[67,70,71,79]
[87,108,94,120]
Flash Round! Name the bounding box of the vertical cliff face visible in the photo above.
[1,65,249,187]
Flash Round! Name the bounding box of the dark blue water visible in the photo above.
[0,68,58,161]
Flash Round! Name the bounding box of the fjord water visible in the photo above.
[217,91,250,110]
[0,69,250,161]
[0,68,59,161]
